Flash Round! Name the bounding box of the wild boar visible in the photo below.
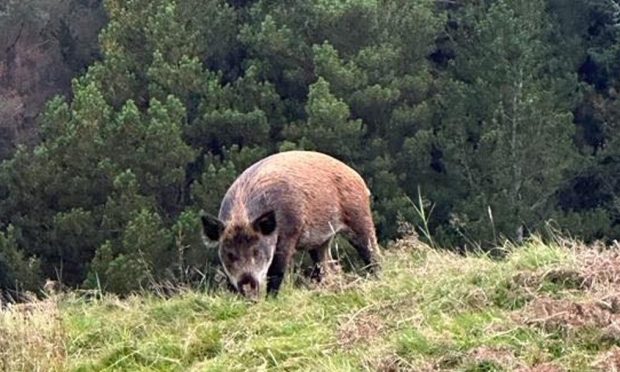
[201,150,379,299]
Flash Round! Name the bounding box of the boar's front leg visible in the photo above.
[226,279,237,294]
[266,234,299,296]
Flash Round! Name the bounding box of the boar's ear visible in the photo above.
[252,210,276,236]
[200,211,225,241]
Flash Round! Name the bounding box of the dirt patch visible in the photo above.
[520,295,620,334]
[517,362,565,372]
[468,346,524,369]
[578,248,620,290]
[597,293,620,314]
[338,309,386,348]
[364,354,445,372]
[592,346,620,371]
[510,245,620,332]
[510,244,620,295]
[363,354,418,372]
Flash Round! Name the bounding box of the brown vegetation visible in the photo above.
[0,296,66,371]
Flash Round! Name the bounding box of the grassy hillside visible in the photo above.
[3,235,620,371]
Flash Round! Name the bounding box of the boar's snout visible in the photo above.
[238,273,259,299]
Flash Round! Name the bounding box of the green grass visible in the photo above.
[2,236,620,371]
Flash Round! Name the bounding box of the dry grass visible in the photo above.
[592,346,620,371]
[520,294,620,332]
[0,296,67,371]
[337,307,386,348]
[469,346,525,369]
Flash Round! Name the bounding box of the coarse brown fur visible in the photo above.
[201,150,380,298]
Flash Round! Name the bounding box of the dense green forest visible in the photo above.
[1,0,620,294]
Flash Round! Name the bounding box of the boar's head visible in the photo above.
[201,211,277,299]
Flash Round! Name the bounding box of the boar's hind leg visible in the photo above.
[343,210,380,273]
[308,239,336,282]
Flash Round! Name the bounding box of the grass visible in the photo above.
[3,234,620,371]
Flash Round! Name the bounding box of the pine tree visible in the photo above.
[284,77,364,162]
[437,0,578,244]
